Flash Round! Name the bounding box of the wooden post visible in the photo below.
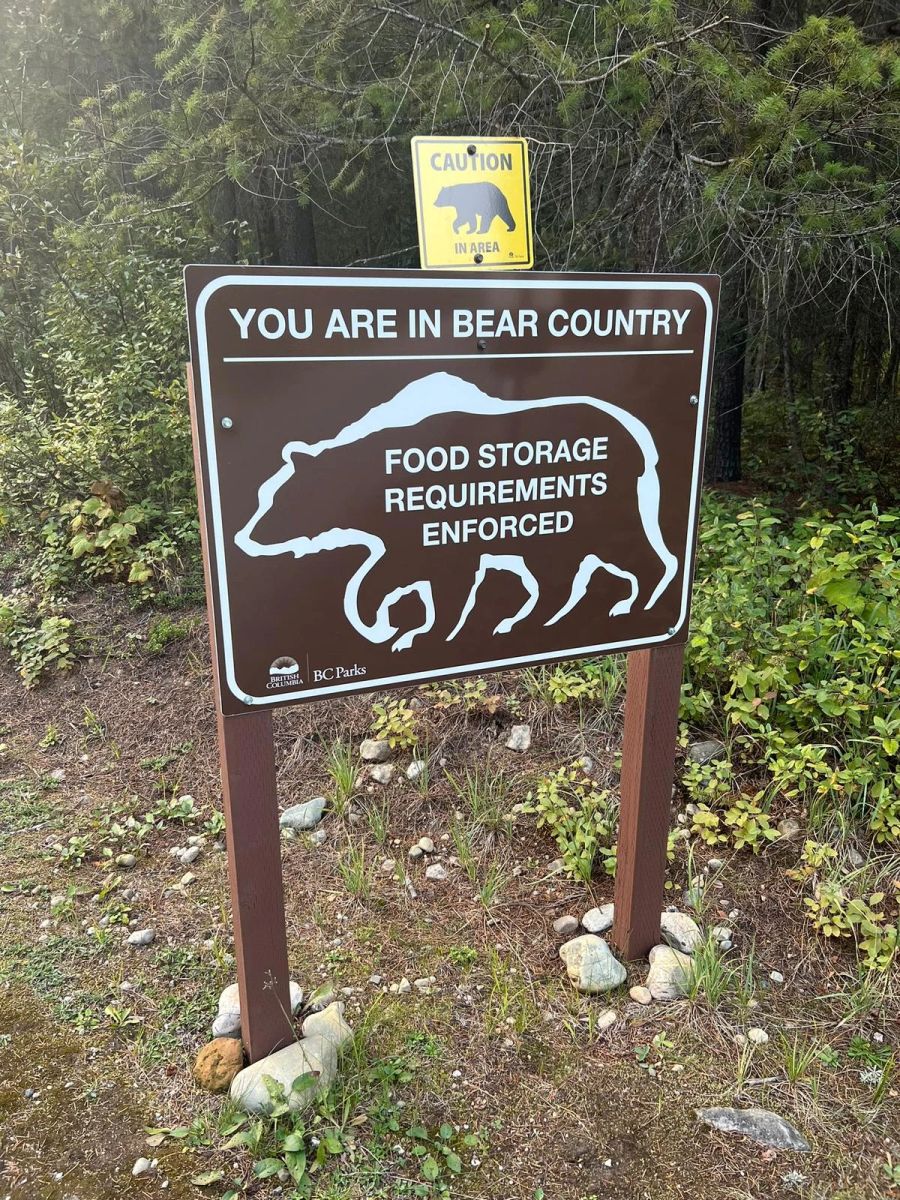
[187,365,293,1062]
[217,707,293,1060]
[612,642,685,960]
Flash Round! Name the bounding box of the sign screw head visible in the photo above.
[242,694,254,705]
[467,144,476,155]
[689,395,699,406]
[221,417,233,429]
[473,253,484,265]
[667,627,677,636]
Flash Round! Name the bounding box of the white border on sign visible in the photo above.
[192,274,715,704]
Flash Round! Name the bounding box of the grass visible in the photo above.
[446,763,513,834]
[326,739,358,816]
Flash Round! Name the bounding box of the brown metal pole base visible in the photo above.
[218,708,293,1061]
[612,643,685,960]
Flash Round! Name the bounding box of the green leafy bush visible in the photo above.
[0,597,75,686]
[525,762,617,881]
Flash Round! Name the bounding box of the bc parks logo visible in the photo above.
[268,656,302,689]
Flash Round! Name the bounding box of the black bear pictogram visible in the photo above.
[434,182,516,235]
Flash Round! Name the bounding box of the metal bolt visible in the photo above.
[477,339,488,352]
[473,253,484,265]
[667,627,677,636]
[221,416,233,429]
[467,144,477,156]
[689,395,699,406]
[242,695,254,705]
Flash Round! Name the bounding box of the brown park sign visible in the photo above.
[185,267,719,716]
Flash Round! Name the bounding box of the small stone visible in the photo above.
[706,858,724,872]
[406,760,426,782]
[711,926,732,943]
[217,980,303,1028]
[179,845,201,866]
[127,928,155,947]
[180,872,196,886]
[747,1027,769,1045]
[847,847,864,868]
[646,944,693,1001]
[769,970,784,984]
[115,853,136,869]
[425,863,447,882]
[659,911,703,955]
[132,1158,152,1177]
[301,1002,353,1050]
[552,915,580,938]
[582,903,614,934]
[417,836,435,853]
[687,739,726,765]
[397,977,411,995]
[230,1037,337,1115]
[280,797,327,832]
[696,1107,809,1152]
[559,935,626,994]
[505,724,531,752]
[596,1009,617,1033]
[408,845,424,860]
[310,829,327,846]
[212,1012,241,1039]
[368,974,382,986]
[40,918,52,930]
[719,939,733,951]
[360,738,391,763]
[381,858,396,873]
[629,985,652,1005]
[193,1038,245,1093]
[306,983,336,1012]
[777,817,801,841]
[370,763,394,785]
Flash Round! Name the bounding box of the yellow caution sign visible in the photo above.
[411,136,533,270]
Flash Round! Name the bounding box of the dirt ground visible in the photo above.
[0,594,896,1200]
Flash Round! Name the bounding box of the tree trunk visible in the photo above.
[711,322,747,483]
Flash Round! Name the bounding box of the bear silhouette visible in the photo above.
[434,182,516,235]
[235,373,679,654]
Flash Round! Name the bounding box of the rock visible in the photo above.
[747,1027,769,1045]
[696,1107,810,1152]
[646,944,693,1001]
[659,912,703,955]
[706,858,724,872]
[597,1009,617,1033]
[417,836,435,853]
[425,863,447,881]
[505,724,531,752]
[179,845,201,865]
[115,853,136,869]
[360,739,391,763]
[406,760,427,782]
[847,847,863,868]
[306,983,336,1012]
[769,970,784,984]
[300,1002,353,1050]
[132,1158,152,1177]
[279,797,326,832]
[719,939,733,952]
[370,763,394,785]
[687,739,726,765]
[395,977,411,995]
[180,872,196,887]
[212,1012,241,1039]
[193,1038,245,1093]
[552,915,580,938]
[310,828,327,846]
[127,929,155,947]
[582,903,614,935]
[629,985,652,1005]
[218,980,303,1029]
[230,1035,337,1114]
[408,845,424,860]
[381,858,396,873]
[777,817,801,841]
[711,925,732,944]
[559,935,626,994]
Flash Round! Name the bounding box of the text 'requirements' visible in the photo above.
[383,438,609,547]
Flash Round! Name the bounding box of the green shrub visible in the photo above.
[0,596,75,686]
[525,762,617,881]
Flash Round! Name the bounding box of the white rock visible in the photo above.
[505,724,531,752]
[687,739,726,765]
[629,985,652,1005]
[132,1157,152,1177]
[360,739,391,763]
[425,863,447,881]
[127,929,155,947]
[279,797,326,831]
[417,836,435,853]
[381,858,396,873]
[408,845,424,860]
[406,760,427,782]
[552,915,579,938]
[706,858,724,872]
[582,903,614,934]
[597,1009,617,1033]
[711,925,732,943]
[212,1012,242,1039]
[370,763,394,785]
[300,1002,352,1050]
[179,845,201,866]
[770,970,784,984]
[116,853,137,869]
[747,1027,769,1045]
[397,977,411,994]
[646,944,693,1001]
[559,935,626,994]
[218,980,303,1024]
[659,911,703,955]
[180,872,196,886]
[230,1036,337,1114]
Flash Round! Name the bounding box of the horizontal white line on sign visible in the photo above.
[222,349,696,363]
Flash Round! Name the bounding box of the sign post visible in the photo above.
[185,266,718,1055]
